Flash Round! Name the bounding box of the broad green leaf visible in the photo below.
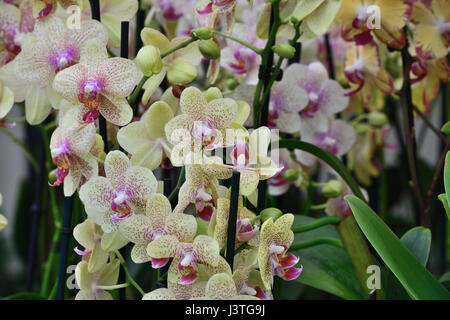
[401,227,431,266]
[441,121,450,136]
[440,272,450,291]
[286,215,366,300]
[345,195,450,300]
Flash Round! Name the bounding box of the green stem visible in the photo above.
[128,75,148,107]
[168,166,186,202]
[114,250,145,296]
[213,31,263,54]
[309,203,327,211]
[97,283,129,290]
[292,216,342,233]
[288,237,343,251]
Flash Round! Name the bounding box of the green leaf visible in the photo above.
[443,151,450,222]
[438,194,450,222]
[345,195,450,300]
[441,121,450,136]
[4,292,47,300]
[400,227,431,266]
[278,139,364,200]
[288,215,366,300]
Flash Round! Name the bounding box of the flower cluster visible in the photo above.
[1,0,448,301]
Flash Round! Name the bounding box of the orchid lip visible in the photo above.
[74,247,92,256]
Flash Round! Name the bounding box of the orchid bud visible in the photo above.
[272,43,296,59]
[284,169,300,182]
[167,58,197,85]
[355,123,370,135]
[322,180,344,198]
[191,27,214,40]
[368,112,388,128]
[136,45,163,77]
[199,40,221,60]
[205,87,223,102]
[226,78,239,90]
[260,208,283,223]
[48,169,58,185]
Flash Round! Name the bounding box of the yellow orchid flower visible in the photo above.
[336,0,409,49]
[411,0,449,60]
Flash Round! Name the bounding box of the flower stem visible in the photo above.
[288,237,343,251]
[168,166,186,202]
[114,250,145,297]
[292,216,342,233]
[213,31,263,54]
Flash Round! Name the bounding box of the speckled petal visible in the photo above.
[98,94,133,127]
[239,170,260,197]
[206,98,238,129]
[101,57,138,97]
[118,214,152,244]
[146,194,172,231]
[53,64,87,102]
[147,234,179,259]
[104,150,130,190]
[131,243,152,263]
[142,288,177,300]
[193,235,220,267]
[179,87,207,121]
[125,166,157,211]
[164,213,197,243]
[205,273,238,300]
[144,101,174,139]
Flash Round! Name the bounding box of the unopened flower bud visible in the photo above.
[272,43,296,59]
[260,208,283,223]
[199,39,221,60]
[191,27,214,40]
[322,180,344,198]
[368,112,388,128]
[355,123,370,135]
[226,78,239,90]
[205,87,223,102]
[167,58,197,85]
[48,169,58,185]
[284,169,300,182]
[136,45,163,77]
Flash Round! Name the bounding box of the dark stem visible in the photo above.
[288,42,302,65]
[324,33,335,80]
[225,171,241,269]
[26,128,46,292]
[400,31,425,225]
[412,104,447,144]
[56,197,73,300]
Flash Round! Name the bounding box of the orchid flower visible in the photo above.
[271,62,349,133]
[0,193,7,231]
[325,180,354,218]
[220,22,266,85]
[268,148,304,196]
[53,40,138,126]
[203,127,282,197]
[80,0,138,48]
[165,86,238,164]
[79,150,157,233]
[293,0,343,41]
[191,273,260,300]
[49,119,98,196]
[209,197,259,249]
[336,0,409,49]
[258,213,302,290]
[411,56,450,111]
[118,193,197,264]
[295,118,356,167]
[195,0,238,33]
[174,164,222,222]
[411,0,449,60]
[75,257,120,300]
[344,42,394,106]
[117,101,174,171]
[73,218,128,273]
[233,248,271,299]
[147,234,221,285]
[14,15,108,124]
[0,0,34,66]
[33,0,81,19]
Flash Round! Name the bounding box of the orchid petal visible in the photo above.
[205,273,238,300]
[193,235,220,267]
[101,58,138,97]
[147,234,179,259]
[118,214,152,244]
[98,94,133,126]
[206,98,238,129]
[79,177,115,212]
[53,63,87,102]
[104,150,130,190]
[180,87,207,121]
[125,166,157,211]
